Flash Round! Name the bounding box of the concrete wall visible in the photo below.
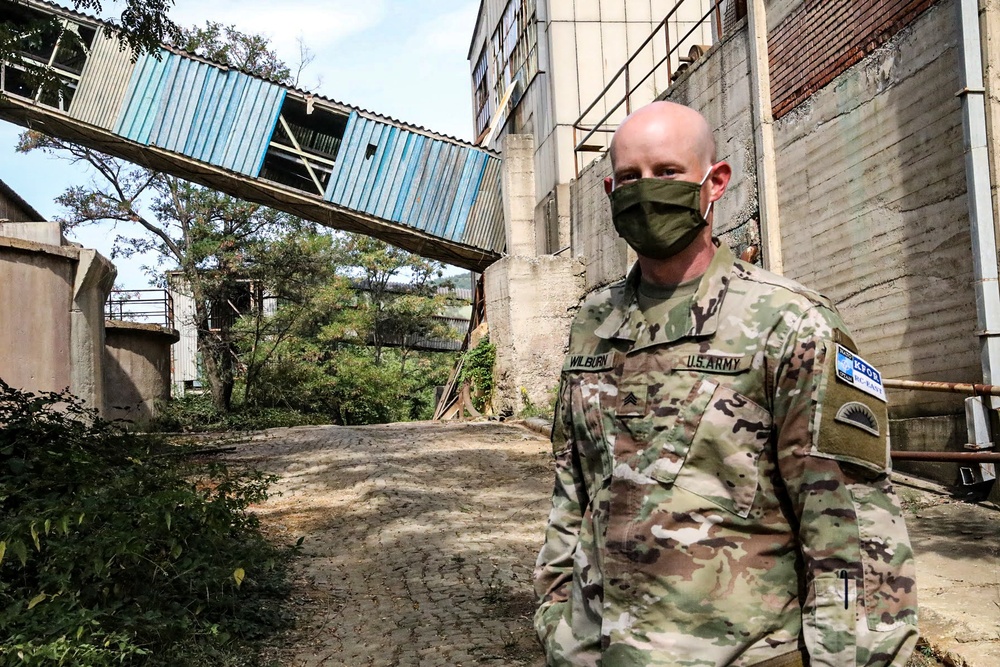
[484,254,585,415]
[104,321,179,424]
[773,0,977,419]
[568,20,756,292]
[0,230,116,413]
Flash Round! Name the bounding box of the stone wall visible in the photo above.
[104,321,178,424]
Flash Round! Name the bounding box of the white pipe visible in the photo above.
[957,0,1000,410]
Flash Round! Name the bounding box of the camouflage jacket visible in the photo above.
[533,243,918,667]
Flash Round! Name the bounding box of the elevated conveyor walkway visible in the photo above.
[0,0,505,271]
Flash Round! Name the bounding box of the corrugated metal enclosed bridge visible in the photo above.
[0,0,505,271]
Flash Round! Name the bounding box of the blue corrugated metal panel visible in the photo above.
[113,50,283,176]
[324,115,500,245]
[114,50,172,143]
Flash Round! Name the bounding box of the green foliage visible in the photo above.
[460,337,496,413]
[518,385,558,420]
[151,393,328,433]
[0,380,294,665]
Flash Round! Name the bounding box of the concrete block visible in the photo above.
[484,254,586,416]
[773,2,979,417]
[104,321,179,424]
[889,414,966,487]
[0,222,63,245]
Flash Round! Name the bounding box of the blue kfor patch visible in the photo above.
[834,344,886,402]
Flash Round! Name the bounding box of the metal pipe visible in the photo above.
[891,450,1000,462]
[883,378,1000,396]
[958,0,1000,409]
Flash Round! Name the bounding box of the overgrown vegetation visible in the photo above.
[460,337,496,413]
[0,381,294,665]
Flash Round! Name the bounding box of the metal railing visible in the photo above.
[571,0,727,177]
[105,289,174,328]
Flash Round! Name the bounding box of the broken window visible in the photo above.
[0,1,96,113]
[259,96,350,197]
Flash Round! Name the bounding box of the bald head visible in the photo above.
[610,101,716,176]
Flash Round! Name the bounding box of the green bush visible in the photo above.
[152,393,327,433]
[0,380,294,666]
[460,337,496,413]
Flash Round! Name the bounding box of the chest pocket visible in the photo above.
[673,383,772,517]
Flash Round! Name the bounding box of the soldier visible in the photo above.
[533,101,918,667]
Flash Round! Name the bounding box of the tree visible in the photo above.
[240,236,462,425]
[15,24,306,412]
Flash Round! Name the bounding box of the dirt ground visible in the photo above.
[217,420,995,667]
[223,421,551,667]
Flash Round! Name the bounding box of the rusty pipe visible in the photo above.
[890,450,1000,462]
[883,378,1000,397]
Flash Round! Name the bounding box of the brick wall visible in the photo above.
[769,0,937,118]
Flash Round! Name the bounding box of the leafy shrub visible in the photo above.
[460,337,496,413]
[0,380,294,666]
[152,392,327,433]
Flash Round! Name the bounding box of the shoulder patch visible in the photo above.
[812,341,889,472]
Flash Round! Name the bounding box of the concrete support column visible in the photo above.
[501,134,538,256]
[979,0,1000,245]
[70,249,116,414]
[484,254,585,416]
[747,0,783,274]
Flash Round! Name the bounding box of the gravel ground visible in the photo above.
[222,420,552,667]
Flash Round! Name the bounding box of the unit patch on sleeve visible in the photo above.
[813,342,890,472]
[675,352,751,374]
[834,344,886,402]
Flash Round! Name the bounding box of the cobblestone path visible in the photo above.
[224,421,552,667]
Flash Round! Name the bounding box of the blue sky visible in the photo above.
[0,0,480,285]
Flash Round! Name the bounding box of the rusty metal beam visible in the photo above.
[883,378,1000,397]
[891,450,1000,462]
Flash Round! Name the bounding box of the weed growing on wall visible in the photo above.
[0,380,294,666]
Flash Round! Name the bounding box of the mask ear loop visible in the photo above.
[700,165,715,220]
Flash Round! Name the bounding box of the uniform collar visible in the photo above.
[593,240,735,349]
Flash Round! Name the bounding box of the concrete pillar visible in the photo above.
[747,0,783,274]
[501,134,538,256]
[484,254,585,416]
[70,249,116,414]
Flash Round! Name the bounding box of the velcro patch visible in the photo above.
[814,342,889,472]
[675,352,751,374]
[563,352,615,372]
[835,344,886,402]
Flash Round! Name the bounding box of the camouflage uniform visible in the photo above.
[534,242,918,666]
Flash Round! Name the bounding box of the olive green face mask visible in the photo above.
[609,170,712,259]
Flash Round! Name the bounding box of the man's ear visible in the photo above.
[708,161,732,202]
[604,177,613,195]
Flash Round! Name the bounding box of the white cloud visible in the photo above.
[404,3,478,55]
[169,0,388,62]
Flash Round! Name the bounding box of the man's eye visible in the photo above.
[656,168,677,177]
[617,173,638,184]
